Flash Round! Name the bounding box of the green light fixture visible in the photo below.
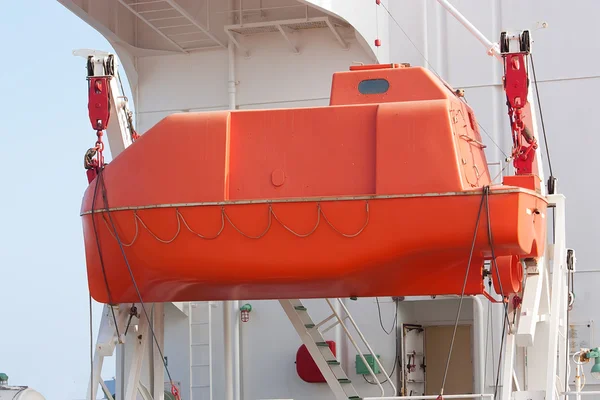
[589,348,600,379]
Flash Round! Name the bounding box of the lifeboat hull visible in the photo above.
[82,188,546,303]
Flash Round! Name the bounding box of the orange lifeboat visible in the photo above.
[81,64,547,304]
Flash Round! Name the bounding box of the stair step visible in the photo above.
[348,397,361,400]
[316,342,329,347]
[338,378,352,384]
[294,306,307,311]
[327,360,340,365]
[304,323,315,328]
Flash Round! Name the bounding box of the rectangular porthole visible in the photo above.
[358,79,390,94]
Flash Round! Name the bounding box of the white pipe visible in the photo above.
[223,304,234,400]
[435,0,501,60]
[233,301,241,400]
[472,296,485,395]
[334,299,345,375]
[228,40,237,111]
[422,0,428,70]
[227,13,241,398]
[574,363,582,400]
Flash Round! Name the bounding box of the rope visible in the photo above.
[483,291,492,388]
[380,2,509,170]
[89,293,94,400]
[135,210,181,244]
[439,186,487,397]
[223,204,273,240]
[102,212,138,246]
[530,53,553,177]
[484,187,512,399]
[272,204,321,238]
[91,168,121,338]
[178,208,225,240]
[364,298,399,386]
[321,202,370,238]
[376,297,397,336]
[97,170,179,395]
[96,201,370,246]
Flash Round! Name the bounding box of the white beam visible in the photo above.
[324,18,348,50]
[152,303,165,400]
[224,30,249,57]
[434,0,501,59]
[171,301,189,317]
[164,0,227,48]
[87,305,129,400]
[545,195,567,399]
[276,24,299,53]
[115,0,187,53]
[106,70,133,158]
[516,259,546,347]
[501,333,517,400]
[124,310,150,400]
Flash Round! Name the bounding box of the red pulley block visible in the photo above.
[88,77,111,131]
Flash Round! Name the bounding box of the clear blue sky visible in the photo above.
[0,2,122,399]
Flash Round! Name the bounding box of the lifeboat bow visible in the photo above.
[81,63,547,304]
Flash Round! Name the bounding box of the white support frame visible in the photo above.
[163,0,226,48]
[124,309,150,400]
[72,49,133,158]
[87,303,165,400]
[115,0,188,53]
[435,0,501,59]
[324,18,348,50]
[152,303,165,400]
[500,195,568,400]
[224,16,348,56]
[224,29,249,57]
[429,5,571,399]
[86,305,129,400]
[276,24,299,54]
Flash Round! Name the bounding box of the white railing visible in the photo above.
[325,298,397,396]
[364,395,493,400]
[563,391,600,397]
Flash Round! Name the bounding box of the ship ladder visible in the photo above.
[280,298,397,400]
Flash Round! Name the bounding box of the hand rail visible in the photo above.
[363,394,494,399]
[325,298,397,396]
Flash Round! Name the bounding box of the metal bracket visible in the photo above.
[224,29,250,57]
[224,17,349,57]
[276,24,299,54]
[324,18,349,50]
